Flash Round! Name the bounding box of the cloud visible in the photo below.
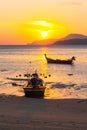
[61,1,83,6]
[23,20,65,32]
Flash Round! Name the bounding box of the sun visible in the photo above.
[24,20,68,42]
[41,32,48,38]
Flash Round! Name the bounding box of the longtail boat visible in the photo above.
[44,54,75,65]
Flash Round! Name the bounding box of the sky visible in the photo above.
[0,0,87,45]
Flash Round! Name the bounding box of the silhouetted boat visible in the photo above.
[23,85,46,98]
[44,54,75,65]
[23,72,46,98]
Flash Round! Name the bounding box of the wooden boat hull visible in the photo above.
[44,54,75,65]
[23,86,46,98]
[47,59,73,64]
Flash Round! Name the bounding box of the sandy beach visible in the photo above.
[0,95,87,130]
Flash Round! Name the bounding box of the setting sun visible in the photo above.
[41,32,48,38]
[22,20,68,44]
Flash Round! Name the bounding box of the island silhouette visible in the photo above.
[27,33,87,46]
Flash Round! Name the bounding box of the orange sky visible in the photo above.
[0,0,87,45]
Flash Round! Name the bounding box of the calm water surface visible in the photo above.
[0,45,87,99]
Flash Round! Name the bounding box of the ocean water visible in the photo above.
[0,45,87,99]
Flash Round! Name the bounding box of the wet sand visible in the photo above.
[0,95,87,130]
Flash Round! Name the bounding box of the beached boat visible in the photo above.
[23,72,46,98]
[23,85,46,98]
[44,54,75,65]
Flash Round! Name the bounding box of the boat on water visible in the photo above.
[44,54,76,65]
[23,73,46,98]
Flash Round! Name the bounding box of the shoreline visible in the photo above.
[0,95,87,130]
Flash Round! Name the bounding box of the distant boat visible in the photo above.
[44,54,75,65]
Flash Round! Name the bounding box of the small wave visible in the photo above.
[0,69,8,72]
[51,82,76,89]
[75,85,87,90]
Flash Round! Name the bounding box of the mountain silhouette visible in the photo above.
[31,39,57,45]
[53,39,87,46]
[53,34,87,46]
[27,33,87,46]
[61,34,87,40]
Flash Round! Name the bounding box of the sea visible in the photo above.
[0,45,87,99]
